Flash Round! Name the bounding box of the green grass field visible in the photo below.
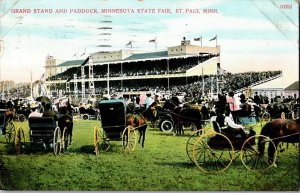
[0,120,299,191]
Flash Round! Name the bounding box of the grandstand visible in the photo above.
[45,38,282,100]
[45,38,221,98]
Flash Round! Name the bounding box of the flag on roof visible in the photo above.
[80,48,86,56]
[149,39,156,43]
[194,37,202,41]
[209,35,217,41]
[125,41,132,46]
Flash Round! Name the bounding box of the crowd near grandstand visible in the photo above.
[1,70,285,102]
[0,39,296,113]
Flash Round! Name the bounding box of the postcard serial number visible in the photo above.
[279,4,292,9]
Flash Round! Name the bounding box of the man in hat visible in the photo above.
[42,103,57,121]
[28,103,42,118]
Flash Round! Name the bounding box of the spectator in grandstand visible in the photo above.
[253,92,261,105]
[145,93,154,109]
[28,103,42,118]
[42,103,57,121]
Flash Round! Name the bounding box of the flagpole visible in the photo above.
[202,66,204,96]
[200,36,202,46]
[107,63,110,99]
[30,71,33,100]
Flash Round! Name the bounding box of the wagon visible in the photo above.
[94,99,137,155]
[15,117,68,155]
[186,121,278,173]
[79,106,100,120]
[0,109,16,143]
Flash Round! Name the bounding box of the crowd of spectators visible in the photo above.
[5,69,284,108]
[46,54,217,81]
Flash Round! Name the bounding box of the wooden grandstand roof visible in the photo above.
[284,81,299,90]
[57,59,85,67]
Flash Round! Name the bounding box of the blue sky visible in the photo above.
[0,0,298,85]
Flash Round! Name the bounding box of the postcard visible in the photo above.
[0,0,299,191]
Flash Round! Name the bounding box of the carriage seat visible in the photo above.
[234,115,257,125]
[29,117,57,142]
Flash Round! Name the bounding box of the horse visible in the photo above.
[125,113,148,148]
[57,99,74,147]
[162,97,204,135]
[125,102,159,148]
[258,118,300,164]
[5,108,15,123]
[266,102,291,119]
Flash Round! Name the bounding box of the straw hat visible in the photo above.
[30,102,39,109]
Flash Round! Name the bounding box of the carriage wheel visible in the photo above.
[186,129,203,163]
[122,126,137,152]
[94,126,110,155]
[18,114,26,122]
[241,135,277,172]
[160,120,174,132]
[61,127,68,153]
[82,114,89,120]
[53,127,61,155]
[5,121,16,143]
[193,131,234,173]
[261,112,271,122]
[15,126,26,155]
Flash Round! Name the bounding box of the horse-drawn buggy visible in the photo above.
[79,105,100,120]
[13,116,71,155]
[185,116,299,173]
[94,99,147,155]
[0,109,16,143]
[14,97,74,155]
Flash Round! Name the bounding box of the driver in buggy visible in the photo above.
[211,108,255,140]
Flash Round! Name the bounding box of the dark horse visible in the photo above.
[162,97,204,135]
[57,99,74,147]
[259,118,300,164]
[124,102,164,148]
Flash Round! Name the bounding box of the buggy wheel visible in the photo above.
[122,126,137,152]
[261,112,270,122]
[61,127,68,153]
[5,121,16,143]
[53,127,61,155]
[160,120,174,132]
[15,126,26,155]
[82,114,89,120]
[94,126,110,155]
[18,114,26,122]
[241,135,277,172]
[193,131,234,173]
[186,129,203,163]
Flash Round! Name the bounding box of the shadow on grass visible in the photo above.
[155,161,195,168]
[153,132,192,138]
[4,142,55,155]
